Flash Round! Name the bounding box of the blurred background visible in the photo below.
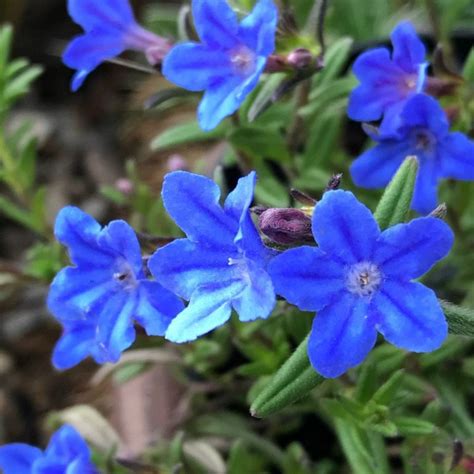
[0,0,473,472]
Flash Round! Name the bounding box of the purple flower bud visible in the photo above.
[287,48,314,70]
[115,178,134,196]
[167,154,188,172]
[258,208,313,245]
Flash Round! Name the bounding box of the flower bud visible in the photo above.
[115,178,134,196]
[287,48,314,70]
[258,208,313,245]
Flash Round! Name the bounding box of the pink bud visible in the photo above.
[115,178,134,195]
[258,208,313,245]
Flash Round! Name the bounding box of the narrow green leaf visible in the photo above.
[0,25,13,75]
[442,300,474,337]
[247,73,287,122]
[373,156,418,229]
[150,120,227,150]
[4,65,43,104]
[313,37,353,86]
[250,336,325,418]
[0,195,40,232]
[392,416,437,436]
[371,369,405,406]
[462,47,474,82]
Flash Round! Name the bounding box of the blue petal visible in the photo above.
[68,0,135,32]
[63,31,126,91]
[232,263,275,321]
[308,293,377,378]
[47,267,115,321]
[165,280,244,342]
[0,444,42,474]
[312,190,380,264]
[192,0,239,49]
[372,280,447,352]
[66,457,99,474]
[54,206,111,267]
[134,280,184,336]
[33,460,68,474]
[161,171,237,246]
[52,323,97,370]
[97,220,143,276]
[95,292,137,363]
[438,132,474,180]
[399,94,449,138]
[46,425,90,460]
[269,246,345,312]
[224,172,269,262]
[412,158,438,214]
[197,58,266,130]
[162,43,234,92]
[238,0,278,56]
[224,171,256,222]
[350,140,409,188]
[391,21,426,73]
[374,217,454,279]
[148,239,235,300]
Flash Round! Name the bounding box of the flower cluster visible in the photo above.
[55,1,464,382]
[0,425,99,474]
[63,0,277,130]
[48,171,453,379]
[348,21,474,214]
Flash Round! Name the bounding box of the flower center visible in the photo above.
[346,261,382,297]
[230,46,256,75]
[113,259,137,291]
[412,129,436,152]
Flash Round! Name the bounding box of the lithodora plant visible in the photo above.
[1,0,474,472]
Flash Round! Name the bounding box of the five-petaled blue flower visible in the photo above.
[48,206,183,369]
[162,0,278,131]
[351,94,474,214]
[64,0,170,91]
[269,190,453,378]
[348,21,428,134]
[149,171,276,342]
[0,424,99,474]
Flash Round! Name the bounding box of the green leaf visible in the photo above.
[228,440,266,474]
[373,156,418,229]
[250,336,325,418]
[228,126,291,162]
[371,369,405,406]
[0,25,13,76]
[0,195,41,232]
[392,416,437,436]
[150,120,227,150]
[313,37,353,86]
[463,47,474,82]
[247,73,287,122]
[442,300,474,337]
[4,65,43,105]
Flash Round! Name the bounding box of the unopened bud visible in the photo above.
[429,203,447,219]
[258,208,313,245]
[290,188,316,206]
[167,154,188,171]
[287,48,314,70]
[115,178,134,196]
[325,173,343,192]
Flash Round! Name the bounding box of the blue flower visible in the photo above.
[269,190,453,378]
[351,94,474,214]
[348,21,428,134]
[0,425,99,474]
[148,171,276,342]
[48,206,184,369]
[162,0,278,130]
[64,0,170,91]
